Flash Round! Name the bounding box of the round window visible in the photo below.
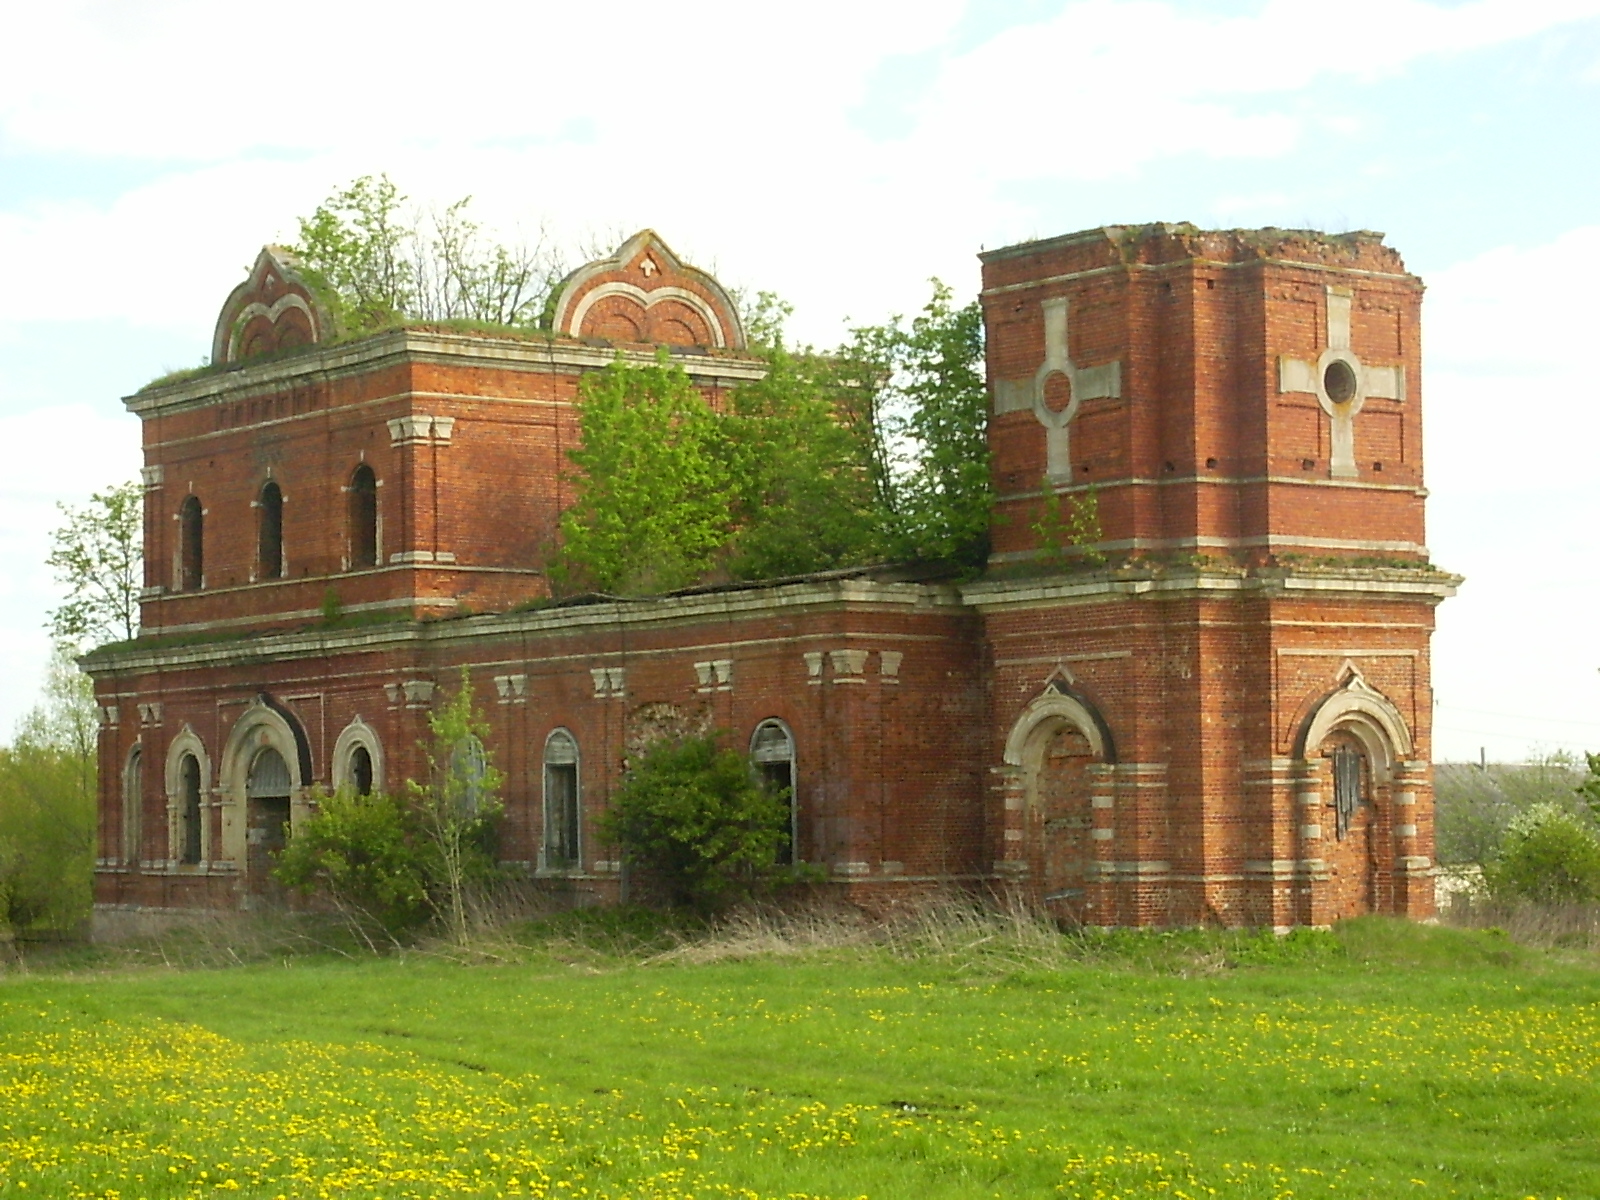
[1323,360,1358,404]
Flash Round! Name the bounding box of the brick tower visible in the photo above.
[967,225,1457,927]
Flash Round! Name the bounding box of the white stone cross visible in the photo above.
[639,256,658,277]
[1278,285,1405,479]
[992,296,1121,482]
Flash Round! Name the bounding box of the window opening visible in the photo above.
[179,753,202,864]
[349,464,378,569]
[258,481,283,580]
[751,719,796,866]
[1332,744,1363,841]
[123,748,142,863]
[349,744,374,795]
[543,730,580,869]
[451,735,488,815]
[178,495,203,591]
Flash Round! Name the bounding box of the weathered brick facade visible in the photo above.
[86,224,1457,930]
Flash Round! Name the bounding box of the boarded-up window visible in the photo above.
[123,747,142,863]
[544,730,580,869]
[1333,744,1364,841]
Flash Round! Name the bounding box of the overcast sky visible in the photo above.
[2,0,1598,761]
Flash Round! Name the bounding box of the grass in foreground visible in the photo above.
[0,915,1596,1199]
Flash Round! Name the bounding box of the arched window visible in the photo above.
[122,747,142,864]
[350,744,374,795]
[349,464,378,569]
[451,735,489,815]
[178,752,202,865]
[257,480,284,580]
[750,719,796,865]
[178,495,203,591]
[543,729,580,869]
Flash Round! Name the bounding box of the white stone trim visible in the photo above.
[164,725,213,863]
[218,700,310,872]
[330,717,384,794]
[1003,690,1110,767]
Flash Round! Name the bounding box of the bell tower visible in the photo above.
[981,224,1426,570]
[971,225,1455,928]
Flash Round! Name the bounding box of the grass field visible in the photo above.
[0,915,1596,1200]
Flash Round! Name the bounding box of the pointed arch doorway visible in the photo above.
[1003,686,1116,924]
[246,747,292,898]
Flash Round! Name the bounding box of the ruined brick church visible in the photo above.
[87,223,1457,931]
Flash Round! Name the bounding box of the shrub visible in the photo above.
[273,787,430,937]
[1434,754,1588,865]
[1482,803,1600,904]
[600,734,792,912]
[0,649,97,937]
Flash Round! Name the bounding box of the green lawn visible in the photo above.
[0,918,1596,1199]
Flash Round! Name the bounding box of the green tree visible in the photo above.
[292,175,557,338]
[600,733,790,912]
[408,671,504,944]
[1482,802,1600,903]
[273,786,431,942]
[1577,752,1600,823]
[1435,754,1591,865]
[722,306,885,580]
[47,481,142,647]
[839,282,991,569]
[556,356,736,594]
[1032,481,1106,568]
[0,648,97,937]
[294,174,415,333]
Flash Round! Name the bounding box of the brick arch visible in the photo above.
[212,246,331,366]
[1293,675,1413,921]
[549,230,745,350]
[1293,677,1411,774]
[164,724,213,864]
[1003,686,1117,768]
[219,698,313,877]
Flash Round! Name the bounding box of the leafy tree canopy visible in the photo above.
[555,282,991,592]
[292,175,559,338]
[47,480,142,649]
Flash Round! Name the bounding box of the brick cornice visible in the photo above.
[82,575,966,676]
[125,328,768,418]
[961,565,1461,612]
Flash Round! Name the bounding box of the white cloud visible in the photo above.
[0,0,963,160]
[1423,226,1600,759]
[902,0,1600,183]
[0,404,140,735]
